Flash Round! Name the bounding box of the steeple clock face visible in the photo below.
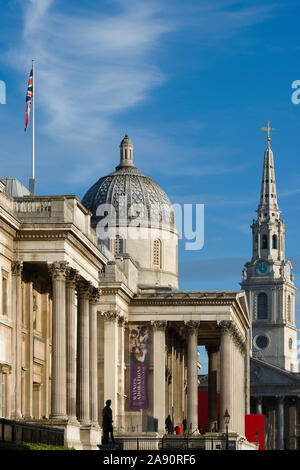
[256,261,269,276]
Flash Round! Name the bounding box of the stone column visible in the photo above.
[288,397,297,450]
[206,344,219,431]
[256,397,263,415]
[76,280,91,426]
[185,321,200,434]
[277,396,285,450]
[49,261,68,420]
[12,261,23,419]
[103,310,119,426]
[219,320,233,433]
[117,315,126,431]
[151,321,167,434]
[89,287,101,427]
[65,267,79,424]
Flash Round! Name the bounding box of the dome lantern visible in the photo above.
[117,134,135,170]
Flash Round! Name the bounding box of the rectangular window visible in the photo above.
[2,274,8,315]
[1,373,6,418]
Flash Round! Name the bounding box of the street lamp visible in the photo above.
[223,409,230,450]
[254,429,259,449]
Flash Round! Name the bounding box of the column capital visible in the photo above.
[184,320,200,332]
[77,279,92,297]
[217,320,246,353]
[49,261,69,280]
[11,260,23,276]
[118,315,127,326]
[89,286,101,304]
[66,267,79,287]
[102,309,120,322]
[151,320,167,331]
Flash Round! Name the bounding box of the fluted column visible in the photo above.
[89,287,101,427]
[65,267,79,423]
[77,280,91,426]
[151,321,167,434]
[206,344,219,431]
[219,321,233,432]
[49,261,68,420]
[103,310,119,426]
[12,261,23,419]
[185,320,200,434]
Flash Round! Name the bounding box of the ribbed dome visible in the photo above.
[82,136,175,230]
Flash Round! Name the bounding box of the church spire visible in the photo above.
[257,121,280,219]
[250,122,285,262]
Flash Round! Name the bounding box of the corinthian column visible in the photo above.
[49,261,68,420]
[151,321,167,434]
[12,261,23,419]
[206,344,219,431]
[65,267,79,423]
[77,279,91,426]
[103,309,119,426]
[89,287,101,427]
[185,320,200,434]
[219,320,233,432]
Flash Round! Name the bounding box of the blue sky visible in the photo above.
[1,1,300,372]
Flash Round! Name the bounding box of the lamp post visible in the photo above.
[255,429,259,449]
[223,409,230,450]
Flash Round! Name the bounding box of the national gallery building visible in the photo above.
[0,135,254,449]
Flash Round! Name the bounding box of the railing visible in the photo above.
[115,436,206,451]
[15,200,52,214]
[0,418,65,447]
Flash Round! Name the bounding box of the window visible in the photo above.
[272,235,277,249]
[257,293,268,320]
[153,239,161,268]
[255,335,269,349]
[262,235,268,249]
[113,235,123,255]
[287,295,291,322]
[2,273,8,316]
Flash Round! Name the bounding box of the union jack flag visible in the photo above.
[24,67,33,132]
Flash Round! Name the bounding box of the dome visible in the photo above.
[82,135,175,230]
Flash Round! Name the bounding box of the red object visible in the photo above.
[176,425,182,435]
[198,390,220,433]
[245,414,265,450]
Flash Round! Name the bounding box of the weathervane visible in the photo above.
[261,120,275,146]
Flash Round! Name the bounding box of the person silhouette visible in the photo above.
[102,399,115,445]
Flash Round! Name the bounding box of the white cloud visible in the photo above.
[9,0,173,141]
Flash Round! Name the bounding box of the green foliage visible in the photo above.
[0,440,74,451]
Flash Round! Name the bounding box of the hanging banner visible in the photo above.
[129,325,151,409]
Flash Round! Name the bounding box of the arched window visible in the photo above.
[113,235,124,255]
[287,295,291,322]
[272,234,277,249]
[153,239,161,268]
[262,234,268,249]
[257,293,268,320]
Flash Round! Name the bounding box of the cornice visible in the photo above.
[100,282,134,303]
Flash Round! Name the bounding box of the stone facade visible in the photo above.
[0,136,252,449]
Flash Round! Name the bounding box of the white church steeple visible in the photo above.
[241,123,298,372]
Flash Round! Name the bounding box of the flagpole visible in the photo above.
[29,59,36,194]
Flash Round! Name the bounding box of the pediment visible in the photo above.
[250,358,300,386]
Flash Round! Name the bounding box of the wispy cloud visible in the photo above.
[7,0,277,143]
[8,0,173,140]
